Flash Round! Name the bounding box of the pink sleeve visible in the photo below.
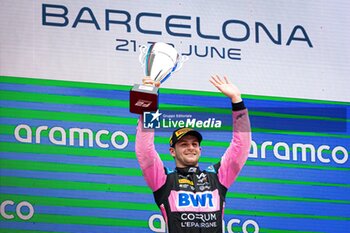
[218,109,251,188]
[135,116,167,192]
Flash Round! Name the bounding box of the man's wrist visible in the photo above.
[231,101,246,111]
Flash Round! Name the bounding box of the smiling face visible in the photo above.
[169,135,201,168]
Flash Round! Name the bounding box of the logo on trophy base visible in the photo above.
[129,42,187,114]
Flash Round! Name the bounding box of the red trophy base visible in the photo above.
[129,84,159,114]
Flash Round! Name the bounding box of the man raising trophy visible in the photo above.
[133,42,252,233]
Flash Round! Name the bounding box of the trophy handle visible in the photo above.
[172,55,189,73]
[160,55,188,84]
[139,45,148,66]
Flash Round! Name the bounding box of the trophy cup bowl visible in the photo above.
[129,42,187,114]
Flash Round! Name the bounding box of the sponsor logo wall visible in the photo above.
[1,1,349,233]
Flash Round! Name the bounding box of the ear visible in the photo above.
[169,147,176,159]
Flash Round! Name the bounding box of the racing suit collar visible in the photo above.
[175,166,200,174]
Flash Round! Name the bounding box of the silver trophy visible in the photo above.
[130,42,187,114]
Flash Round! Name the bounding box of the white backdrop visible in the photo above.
[1,0,349,102]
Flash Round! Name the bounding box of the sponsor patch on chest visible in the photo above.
[178,178,194,186]
[168,189,220,212]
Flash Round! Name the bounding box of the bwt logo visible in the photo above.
[178,192,214,208]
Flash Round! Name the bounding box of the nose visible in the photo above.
[187,144,196,150]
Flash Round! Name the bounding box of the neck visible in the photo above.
[175,163,199,168]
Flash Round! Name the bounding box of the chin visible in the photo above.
[186,160,198,166]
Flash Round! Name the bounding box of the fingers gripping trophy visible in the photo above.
[129,42,188,114]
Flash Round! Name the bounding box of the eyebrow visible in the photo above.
[179,140,199,144]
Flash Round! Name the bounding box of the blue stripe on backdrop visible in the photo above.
[2,165,349,192]
[231,182,350,201]
[2,185,349,219]
[2,192,348,222]
[0,187,153,203]
[0,152,141,169]
[0,151,171,173]
[1,169,147,186]
[1,213,347,233]
[2,168,350,201]
[226,198,350,217]
[1,216,347,233]
[0,222,151,233]
[3,205,154,221]
[1,149,349,185]
[0,83,130,101]
[251,132,349,145]
[0,135,137,152]
[1,149,348,182]
[2,184,346,215]
[251,115,347,133]
[0,100,135,118]
[224,215,349,233]
[239,166,349,184]
[1,198,346,223]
